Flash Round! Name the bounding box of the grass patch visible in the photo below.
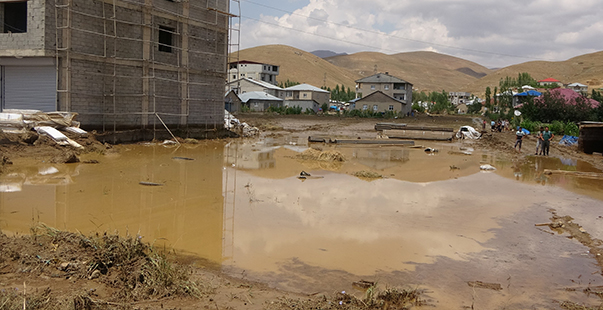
[352,171,383,179]
[297,148,345,162]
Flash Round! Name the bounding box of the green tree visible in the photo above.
[484,87,492,111]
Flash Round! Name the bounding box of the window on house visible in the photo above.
[3,2,28,33]
[272,66,278,72]
[370,85,375,90]
[232,75,236,79]
[384,85,390,90]
[389,105,394,111]
[362,104,368,110]
[158,26,174,52]
[373,105,378,111]
[286,91,292,97]
[303,93,307,98]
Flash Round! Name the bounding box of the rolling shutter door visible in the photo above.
[4,66,57,112]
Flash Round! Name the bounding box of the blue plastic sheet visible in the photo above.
[559,135,578,146]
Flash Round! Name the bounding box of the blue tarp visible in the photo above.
[514,90,542,97]
[522,128,530,135]
[559,135,578,146]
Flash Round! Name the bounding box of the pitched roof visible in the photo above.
[353,90,407,105]
[538,78,561,83]
[238,91,283,103]
[568,82,587,87]
[355,72,411,85]
[229,78,283,90]
[284,83,330,93]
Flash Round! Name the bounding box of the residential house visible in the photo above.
[538,78,562,87]
[225,90,242,114]
[448,92,472,106]
[226,78,285,99]
[283,83,330,112]
[239,91,283,112]
[567,83,588,93]
[353,91,410,115]
[0,0,228,132]
[228,61,279,85]
[355,72,413,114]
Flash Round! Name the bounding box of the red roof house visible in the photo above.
[537,78,562,87]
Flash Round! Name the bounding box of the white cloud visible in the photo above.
[239,0,603,67]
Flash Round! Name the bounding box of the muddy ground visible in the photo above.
[1,114,603,310]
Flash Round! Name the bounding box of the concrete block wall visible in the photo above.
[3,0,228,131]
[0,0,47,56]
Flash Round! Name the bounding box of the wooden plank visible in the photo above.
[383,126,454,132]
[333,139,415,145]
[374,123,407,131]
[388,135,453,141]
[543,169,603,179]
[308,136,327,143]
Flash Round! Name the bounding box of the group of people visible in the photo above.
[489,119,511,132]
[514,126,554,155]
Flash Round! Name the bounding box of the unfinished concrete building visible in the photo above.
[0,0,229,137]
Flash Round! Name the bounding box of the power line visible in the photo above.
[240,0,547,61]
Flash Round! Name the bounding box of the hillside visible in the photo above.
[325,51,493,92]
[464,51,603,96]
[233,45,361,89]
[233,45,603,98]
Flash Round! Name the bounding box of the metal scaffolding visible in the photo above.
[54,0,230,137]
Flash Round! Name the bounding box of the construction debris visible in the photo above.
[1,110,87,148]
[224,110,259,137]
[455,126,481,139]
[480,164,497,171]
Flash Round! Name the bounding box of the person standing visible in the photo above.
[515,127,526,152]
[541,126,555,156]
[535,126,544,155]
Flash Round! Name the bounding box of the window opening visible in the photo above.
[3,2,27,33]
[158,26,174,53]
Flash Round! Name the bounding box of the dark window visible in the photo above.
[158,26,174,53]
[3,2,28,33]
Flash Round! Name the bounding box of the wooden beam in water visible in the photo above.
[333,139,415,145]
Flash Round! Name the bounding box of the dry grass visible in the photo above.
[265,286,423,310]
[352,171,383,179]
[297,148,346,162]
[0,224,211,309]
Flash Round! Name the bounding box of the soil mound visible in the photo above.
[297,148,346,162]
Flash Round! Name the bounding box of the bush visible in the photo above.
[564,121,579,136]
[550,120,564,135]
[520,119,541,133]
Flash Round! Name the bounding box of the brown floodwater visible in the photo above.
[1,138,602,309]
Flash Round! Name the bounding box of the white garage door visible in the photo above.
[4,66,57,112]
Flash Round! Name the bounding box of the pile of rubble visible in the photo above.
[224,110,259,137]
[0,109,87,148]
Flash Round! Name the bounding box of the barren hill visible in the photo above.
[233,45,361,89]
[325,51,493,92]
[464,51,603,96]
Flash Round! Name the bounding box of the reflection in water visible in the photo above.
[1,140,603,308]
[352,148,409,170]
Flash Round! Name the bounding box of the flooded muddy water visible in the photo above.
[1,138,602,309]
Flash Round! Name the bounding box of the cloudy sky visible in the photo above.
[235,0,603,68]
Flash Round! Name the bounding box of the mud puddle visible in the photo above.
[1,138,603,309]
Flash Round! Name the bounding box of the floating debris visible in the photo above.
[297,149,345,162]
[139,181,164,186]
